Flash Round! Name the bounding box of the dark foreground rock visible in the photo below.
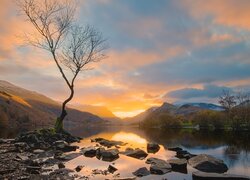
[193,171,250,180]
[81,146,97,157]
[96,148,119,162]
[92,138,125,148]
[167,158,187,173]
[122,148,148,160]
[176,150,196,159]
[108,165,118,173]
[147,142,160,153]
[0,129,84,180]
[15,128,80,150]
[168,147,183,152]
[146,157,171,175]
[189,154,228,173]
[132,167,150,177]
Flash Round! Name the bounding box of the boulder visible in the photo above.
[132,167,150,177]
[92,138,124,148]
[193,171,250,180]
[53,140,77,152]
[81,147,97,157]
[75,165,84,172]
[147,143,160,153]
[123,148,148,160]
[167,158,187,173]
[58,162,65,169]
[188,154,228,173]
[176,150,196,159]
[146,157,171,175]
[108,165,118,173]
[168,147,183,152]
[96,148,119,162]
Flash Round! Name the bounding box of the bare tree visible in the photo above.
[219,89,236,112]
[236,91,250,106]
[17,0,107,132]
[236,91,250,125]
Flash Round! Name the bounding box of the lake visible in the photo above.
[1,126,250,179]
[67,126,250,179]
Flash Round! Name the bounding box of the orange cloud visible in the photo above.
[181,0,250,30]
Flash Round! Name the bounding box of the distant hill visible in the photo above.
[123,107,158,124]
[0,80,105,131]
[125,102,224,124]
[178,103,224,111]
[72,104,119,120]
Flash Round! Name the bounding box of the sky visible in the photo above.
[0,0,250,118]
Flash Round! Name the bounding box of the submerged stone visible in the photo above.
[147,143,160,154]
[123,148,148,160]
[132,167,150,177]
[146,157,171,175]
[188,154,228,173]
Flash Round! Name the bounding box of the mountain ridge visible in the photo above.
[125,101,224,124]
[0,80,105,131]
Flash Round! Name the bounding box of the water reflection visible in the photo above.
[67,126,250,179]
[1,126,250,179]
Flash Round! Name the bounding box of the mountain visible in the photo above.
[123,107,158,125]
[179,103,224,111]
[126,102,224,124]
[72,104,119,120]
[0,80,104,131]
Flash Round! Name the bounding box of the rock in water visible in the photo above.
[96,148,119,162]
[108,165,118,173]
[188,154,228,173]
[75,165,84,172]
[168,147,183,152]
[146,157,171,175]
[147,143,160,153]
[54,140,78,152]
[193,171,250,180]
[92,138,125,148]
[123,148,148,160]
[176,150,196,159]
[132,167,150,177]
[81,146,97,157]
[167,158,187,173]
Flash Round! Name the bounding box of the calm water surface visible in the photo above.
[66,126,250,180]
[1,126,250,179]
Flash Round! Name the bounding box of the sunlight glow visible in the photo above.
[111,132,147,144]
[113,109,145,118]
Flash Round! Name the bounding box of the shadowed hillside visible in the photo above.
[0,80,105,131]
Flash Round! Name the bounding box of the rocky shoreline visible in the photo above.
[0,129,250,180]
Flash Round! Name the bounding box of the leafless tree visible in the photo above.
[236,91,250,124]
[17,0,107,131]
[236,91,250,106]
[219,89,236,112]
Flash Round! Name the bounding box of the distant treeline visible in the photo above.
[141,91,250,131]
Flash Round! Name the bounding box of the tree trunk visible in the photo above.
[55,109,67,132]
[55,87,74,132]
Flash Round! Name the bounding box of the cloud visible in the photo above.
[1,0,250,116]
[128,41,250,86]
[180,0,250,30]
[166,84,233,100]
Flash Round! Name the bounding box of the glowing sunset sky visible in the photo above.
[0,0,250,118]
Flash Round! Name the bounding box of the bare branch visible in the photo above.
[17,0,107,131]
